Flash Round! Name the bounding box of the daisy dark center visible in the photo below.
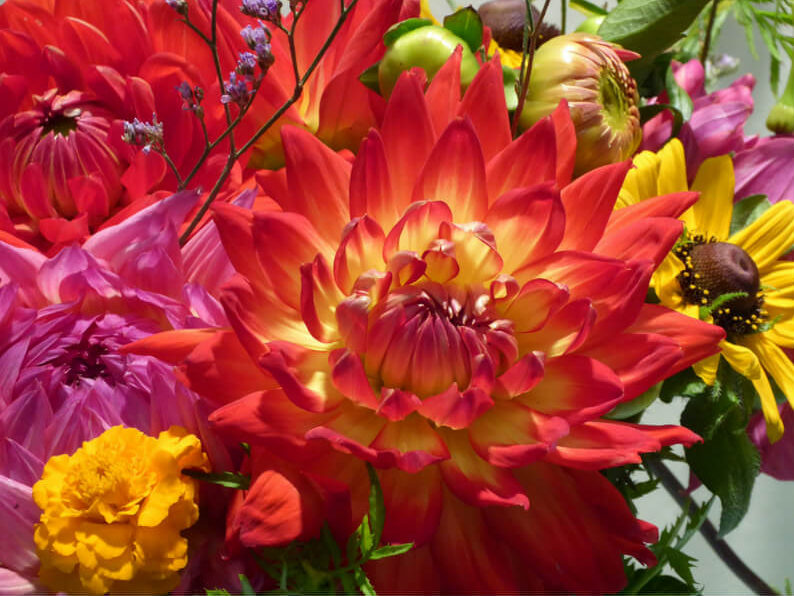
[674,238,766,337]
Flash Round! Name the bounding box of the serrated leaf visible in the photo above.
[685,427,760,536]
[640,574,698,594]
[359,63,381,94]
[598,0,711,59]
[383,18,432,47]
[358,514,374,554]
[667,549,698,587]
[443,7,483,53]
[354,567,377,596]
[729,194,772,235]
[369,542,415,560]
[205,589,231,596]
[181,469,250,490]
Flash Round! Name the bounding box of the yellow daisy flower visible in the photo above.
[619,139,794,442]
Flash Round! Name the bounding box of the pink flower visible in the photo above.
[748,398,794,480]
[733,135,794,205]
[0,192,235,592]
[641,59,755,179]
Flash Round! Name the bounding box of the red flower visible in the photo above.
[133,59,724,593]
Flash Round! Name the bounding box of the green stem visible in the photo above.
[647,459,779,596]
[699,0,720,65]
[561,0,567,34]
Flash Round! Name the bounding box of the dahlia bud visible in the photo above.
[478,0,560,52]
[518,33,641,175]
[378,24,480,97]
[766,63,794,134]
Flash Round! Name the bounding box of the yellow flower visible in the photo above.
[33,426,210,594]
[620,138,794,442]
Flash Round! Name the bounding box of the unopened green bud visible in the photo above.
[518,33,641,176]
[766,64,794,134]
[378,25,480,97]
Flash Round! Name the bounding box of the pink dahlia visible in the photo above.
[137,59,725,593]
[733,135,794,205]
[0,192,235,592]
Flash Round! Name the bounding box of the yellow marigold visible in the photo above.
[32,426,210,595]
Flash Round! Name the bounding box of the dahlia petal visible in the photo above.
[383,200,452,260]
[418,385,494,430]
[279,127,352,248]
[550,100,577,187]
[627,303,725,374]
[457,57,511,163]
[120,328,217,363]
[485,183,564,273]
[606,191,698,234]
[0,438,43,486]
[430,491,522,593]
[485,464,656,593]
[386,250,427,286]
[260,345,342,413]
[209,390,327,448]
[212,203,269,290]
[438,429,529,509]
[595,216,684,267]
[120,143,167,200]
[335,292,371,354]
[422,245,460,283]
[349,129,398,227]
[748,403,794,480]
[734,137,794,204]
[376,387,423,421]
[520,355,623,423]
[0,243,46,307]
[493,351,545,399]
[370,416,450,473]
[411,118,488,223]
[333,216,386,294]
[315,70,376,151]
[439,222,503,284]
[252,211,331,311]
[300,255,343,343]
[0,568,35,594]
[407,316,458,396]
[380,70,436,208]
[0,475,39,578]
[486,117,557,203]
[20,162,56,219]
[728,201,794,272]
[329,349,379,410]
[468,400,568,467]
[558,161,631,252]
[234,469,306,548]
[519,298,595,357]
[377,465,442,546]
[425,46,462,136]
[497,278,568,333]
[546,420,673,469]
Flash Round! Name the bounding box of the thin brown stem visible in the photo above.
[647,459,778,595]
[160,151,184,187]
[700,0,720,65]
[510,0,551,138]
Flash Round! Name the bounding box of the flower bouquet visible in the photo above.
[0,0,792,593]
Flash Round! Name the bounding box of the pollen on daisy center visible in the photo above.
[675,237,766,337]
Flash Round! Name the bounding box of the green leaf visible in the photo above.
[570,0,608,17]
[659,367,708,403]
[502,64,519,112]
[699,291,748,319]
[729,194,772,235]
[667,550,698,587]
[383,18,432,47]
[685,426,760,535]
[205,589,231,596]
[366,463,386,550]
[443,7,483,53]
[359,63,381,94]
[354,567,377,596]
[369,542,415,560]
[665,62,693,122]
[358,514,374,554]
[605,382,661,420]
[639,574,698,594]
[238,574,257,596]
[598,0,711,59]
[181,469,250,490]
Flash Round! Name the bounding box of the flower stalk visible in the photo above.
[511,0,551,138]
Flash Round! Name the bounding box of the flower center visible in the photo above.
[40,107,81,138]
[365,283,516,397]
[49,335,112,387]
[675,237,766,337]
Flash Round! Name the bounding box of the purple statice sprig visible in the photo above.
[165,0,188,15]
[121,115,164,154]
[241,22,275,69]
[221,71,254,107]
[176,82,205,118]
[240,0,281,22]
